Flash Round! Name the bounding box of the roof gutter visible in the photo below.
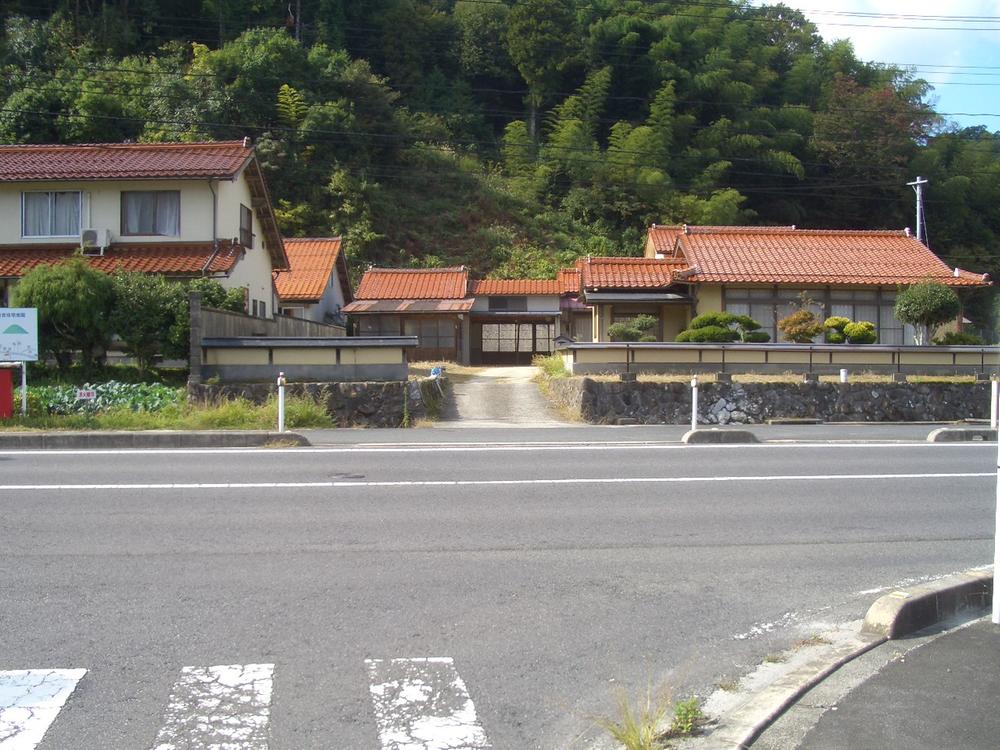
[201,179,221,275]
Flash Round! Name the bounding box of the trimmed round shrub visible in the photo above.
[742,330,771,343]
[823,316,851,331]
[688,312,736,329]
[826,330,846,344]
[607,322,641,341]
[933,331,986,345]
[843,320,877,344]
[638,335,657,342]
[676,325,738,343]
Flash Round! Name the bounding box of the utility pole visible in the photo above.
[907,176,928,244]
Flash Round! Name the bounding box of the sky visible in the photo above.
[759,1,1000,130]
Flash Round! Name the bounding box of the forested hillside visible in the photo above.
[2,1,998,324]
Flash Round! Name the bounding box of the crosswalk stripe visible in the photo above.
[0,669,87,750]
[366,657,491,750]
[149,663,274,750]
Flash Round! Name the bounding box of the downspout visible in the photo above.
[201,179,221,276]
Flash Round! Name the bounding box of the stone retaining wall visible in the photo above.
[544,377,990,424]
[188,378,447,428]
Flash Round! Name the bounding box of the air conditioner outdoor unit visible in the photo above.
[80,228,111,255]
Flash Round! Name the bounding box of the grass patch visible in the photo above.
[763,653,787,664]
[793,634,833,649]
[591,684,673,750]
[533,353,568,378]
[0,393,334,431]
[716,678,740,692]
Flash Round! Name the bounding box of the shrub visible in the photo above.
[533,353,567,377]
[676,325,737,342]
[933,331,985,345]
[31,381,182,415]
[688,312,735,329]
[777,309,823,343]
[676,312,766,342]
[632,314,658,336]
[670,698,704,736]
[823,316,851,343]
[843,320,876,344]
[638,335,657,342]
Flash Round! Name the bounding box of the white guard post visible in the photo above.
[995,429,1000,624]
[690,375,698,432]
[839,368,848,384]
[991,377,998,431]
[277,372,287,433]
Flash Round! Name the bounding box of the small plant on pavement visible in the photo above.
[669,698,704,736]
[592,683,673,750]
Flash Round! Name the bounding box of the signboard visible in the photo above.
[75,389,97,401]
[0,308,39,362]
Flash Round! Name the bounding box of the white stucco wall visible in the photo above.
[470,294,561,312]
[0,180,216,244]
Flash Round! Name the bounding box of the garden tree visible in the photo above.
[607,314,658,342]
[893,282,962,345]
[777,292,824,342]
[506,0,582,138]
[164,277,245,360]
[11,258,114,371]
[823,316,851,343]
[110,272,179,374]
[675,312,769,343]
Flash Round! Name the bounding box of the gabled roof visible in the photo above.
[646,224,798,257]
[676,228,990,286]
[355,267,470,300]
[274,237,351,304]
[580,257,686,289]
[0,241,242,279]
[470,279,561,296]
[557,268,582,294]
[0,141,255,181]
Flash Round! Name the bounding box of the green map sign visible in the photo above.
[0,308,38,361]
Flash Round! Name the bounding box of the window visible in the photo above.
[488,296,528,312]
[121,191,180,236]
[359,316,401,336]
[404,317,456,350]
[22,191,81,237]
[240,204,254,248]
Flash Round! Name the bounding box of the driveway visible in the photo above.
[437,366,572,428]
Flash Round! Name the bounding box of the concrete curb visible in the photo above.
[682,428,759,444]
[862,569,993,638]
[0,431,311,449]
[926,427,997,442]
[693,569,994,750]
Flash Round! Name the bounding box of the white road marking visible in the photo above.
[0,472,991,492]
[366,657,491,750]
[0,669,86,750]
[0,441,992,456]
[149,663,273,750]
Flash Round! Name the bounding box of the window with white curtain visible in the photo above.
[22,191,81,237]
[121,191,180,236]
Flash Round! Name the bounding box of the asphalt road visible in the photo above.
[0,437,995,749]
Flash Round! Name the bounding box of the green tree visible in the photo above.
[894,282,962,345]
[110,272,179,374]
[11,258,114,371]
[506,0,582,138]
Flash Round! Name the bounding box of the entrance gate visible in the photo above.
[477,322,554,365]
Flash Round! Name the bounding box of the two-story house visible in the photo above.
[0,140,288,314]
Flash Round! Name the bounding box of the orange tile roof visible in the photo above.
[677,229,991,286]
[647,224,798,256]
[580,257,686,289]
[342,299,475,314]
[355,267,470,300]
[557,268,581,294]
[274,237,344,303]
[0,241,242,278]
[470,279,561,296]
[0,141,254,181]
